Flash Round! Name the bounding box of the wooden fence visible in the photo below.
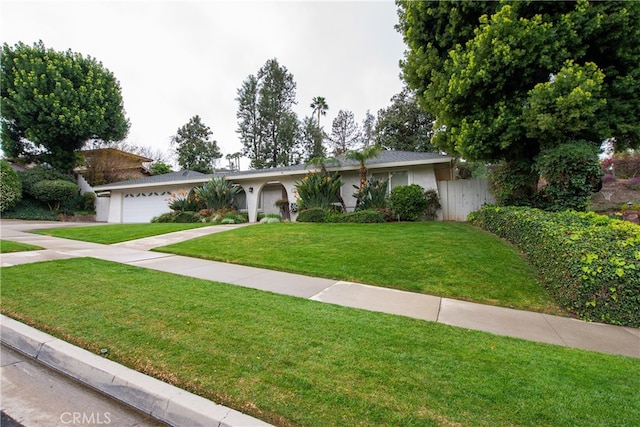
[437,179,495,221]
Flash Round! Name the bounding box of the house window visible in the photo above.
[372,171,408,194]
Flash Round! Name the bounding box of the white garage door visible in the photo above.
[123,191,172,223]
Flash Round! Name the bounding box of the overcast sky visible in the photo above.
[1,0,407,168]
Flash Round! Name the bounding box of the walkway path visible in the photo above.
[1,219,638,359]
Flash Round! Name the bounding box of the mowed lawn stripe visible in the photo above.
[155,222,558,313]
[1,258,637,427]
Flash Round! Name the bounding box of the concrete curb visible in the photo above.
[0,315,272,427]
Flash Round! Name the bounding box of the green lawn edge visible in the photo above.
[2,258,638,427]
[0,239,43,253]
[31,222,213,244]
[154,222,561,313]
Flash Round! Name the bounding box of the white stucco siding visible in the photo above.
[409,165,438,192]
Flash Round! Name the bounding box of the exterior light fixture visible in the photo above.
[249,187,254,193]
[628,201,633,209]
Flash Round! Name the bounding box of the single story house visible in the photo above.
[91,150,454,223]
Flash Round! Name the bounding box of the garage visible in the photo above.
[122,190,172,223]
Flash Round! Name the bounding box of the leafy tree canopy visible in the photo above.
[397,0,640,207]
[374,88,436,152]
[172,115,222,174]
[1,41,129,172]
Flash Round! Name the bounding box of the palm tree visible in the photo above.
[345,145,383,209]
[310,96,329,131]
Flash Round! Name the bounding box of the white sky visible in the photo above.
[1,0,406,169]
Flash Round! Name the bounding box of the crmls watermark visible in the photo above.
[60,412,111,425]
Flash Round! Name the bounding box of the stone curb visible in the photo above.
[0,315,272,427]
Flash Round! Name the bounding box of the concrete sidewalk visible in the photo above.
[1,219,638,358]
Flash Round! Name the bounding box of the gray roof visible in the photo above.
[92,170,213,190]
[93,150,451,190]
[227,150,451,177]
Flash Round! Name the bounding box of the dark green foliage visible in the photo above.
[1,41,129,171]
[295,171,343,211]
[194,177,240,210]
[296,208,328,223]
[236,59,300,169]
[81,192,96,212]
[468,206,640,327]
[424,189,441,221]
[353,176,388,211]
[31,180,80,211]
[149,161,173,175]
[172,115,222,174]
[327,210,386,223]
[18,166,75,198]
[489,160,539,207]
[151,211,199,223]
[0,159,22,212]
[1,198,59,220]
[398,1,640,208]
[390,184,427,221]
[535,141,603,211]
[374,88,435,152]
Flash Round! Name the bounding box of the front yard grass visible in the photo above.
[0,240,43,253]
[1,258,637,427]
[156,222,558,313]
[31,222,212,244]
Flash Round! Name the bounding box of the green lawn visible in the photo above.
[31,222,213,244]
[0,240,43,253]
[155,222,558,313]
[1,258,637,427]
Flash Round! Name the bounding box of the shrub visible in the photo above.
[535,141,603,212]
[468,206,640,327]
[194,177,240,210]
[151,211,199,223]
[295,171,343,210]
[0,160,22,212]
[327,209,385,223]
[31,180,80,211]
[19,166,75,198]
[296,208,328,223]
[390,184,427,221]
[168,190,200,212]
[260,214,282,224]
[424,189,441,221]
[81,192,97,212]
[488,160,537,206]
[602,173,616,184]
[607,154,640,178]
[1,198,59,221]
[353,176,388,211]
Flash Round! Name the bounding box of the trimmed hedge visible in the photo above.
[296,208,329,223]
[468,206,640,327]
[327,209,386,223]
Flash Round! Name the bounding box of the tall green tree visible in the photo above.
[397,0,640,206]
[374,88,436,152]
[236,58,300,169]
[1,41,129,172]
[299,116,326,162]
[172,115,221,174]
[361,110,376,147]
[329,110,360,156]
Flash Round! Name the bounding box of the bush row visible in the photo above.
[468,206,640,327]
[296,208,387,223]
[152,209,248,224]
